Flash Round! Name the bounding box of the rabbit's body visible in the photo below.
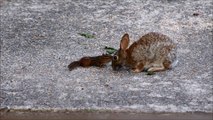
[112,32,177,72]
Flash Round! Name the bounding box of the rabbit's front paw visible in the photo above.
[131,68,142,73]
[131,63,144,73]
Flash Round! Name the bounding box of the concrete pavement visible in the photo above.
[0,0,212,116]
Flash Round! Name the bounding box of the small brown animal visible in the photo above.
[68,54,112,71]
[112,32,178,72]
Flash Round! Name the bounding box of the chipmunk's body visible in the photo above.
[112,32,177,72]
[68,54,112,71]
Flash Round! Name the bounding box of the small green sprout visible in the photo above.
[78,33,95,38]
[146,71,156,75]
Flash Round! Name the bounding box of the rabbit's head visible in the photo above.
[112,34,129,71]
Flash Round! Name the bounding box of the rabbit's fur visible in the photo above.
[112,32,177,72]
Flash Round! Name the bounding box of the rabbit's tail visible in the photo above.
[68,61,80,71]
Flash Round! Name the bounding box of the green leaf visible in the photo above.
[78,33,95,38]
[104,46,117,55]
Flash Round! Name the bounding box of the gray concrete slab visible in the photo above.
[0,0,212,113]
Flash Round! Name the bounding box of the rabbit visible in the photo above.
[111,32,178,72]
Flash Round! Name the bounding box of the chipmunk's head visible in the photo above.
[112,33,129,71]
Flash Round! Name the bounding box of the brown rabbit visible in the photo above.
[112,32,178,72]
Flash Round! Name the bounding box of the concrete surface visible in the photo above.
[0,0,212,114]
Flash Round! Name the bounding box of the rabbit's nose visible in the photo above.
[113,65,122,71]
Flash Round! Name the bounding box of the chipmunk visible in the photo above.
[68,54,112,71]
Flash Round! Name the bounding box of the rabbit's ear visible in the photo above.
[120,33,129,50]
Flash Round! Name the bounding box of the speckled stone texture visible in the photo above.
[0,0,212,112]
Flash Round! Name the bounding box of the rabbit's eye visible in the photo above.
[113,55,118,60]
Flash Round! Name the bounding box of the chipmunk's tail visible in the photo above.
[68,61,80,71]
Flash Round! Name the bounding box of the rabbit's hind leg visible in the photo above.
[147,59,174,72]
[147,63,166,72]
